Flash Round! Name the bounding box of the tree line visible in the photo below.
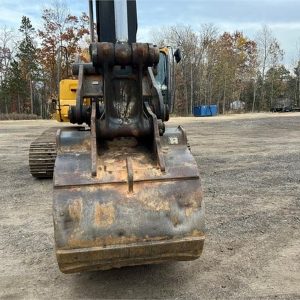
[0,2,300,117]
[153,25,300,115]
[0,1,89,118]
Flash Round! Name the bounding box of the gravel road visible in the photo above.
[0,113,299,299]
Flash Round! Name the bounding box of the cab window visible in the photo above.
[155,52,167,86]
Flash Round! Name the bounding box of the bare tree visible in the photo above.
[0,26,14,84]
[269,41,284,107]
[0,26,15,113]
[255,25,283,110]
[198,24,218,106]
[295,40,300,107]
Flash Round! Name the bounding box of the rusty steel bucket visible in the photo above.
[53,126,205,273]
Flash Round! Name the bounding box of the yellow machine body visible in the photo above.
[55,80,78,122]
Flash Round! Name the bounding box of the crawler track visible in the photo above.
[29,128,58,178]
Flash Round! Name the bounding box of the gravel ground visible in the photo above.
[0,113,299,299]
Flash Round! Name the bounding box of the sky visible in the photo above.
[0,0,300,67]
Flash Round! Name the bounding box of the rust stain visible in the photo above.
[145,199,170,211]
[133,184,170,211]
[65,234,172,249]
[94,202,116,228]
[171,214,180,227]
[138,193,170,211]
[67,235,138,249]
[183,191,203,217]
[185,207,195,217]
[68,199,82,221]
[190,230,205,237]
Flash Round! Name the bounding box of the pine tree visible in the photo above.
[16,16,38,114]
[7,60,27,113]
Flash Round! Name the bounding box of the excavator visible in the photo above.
[29,0,205,273]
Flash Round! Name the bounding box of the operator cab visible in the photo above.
[155,48,182,113]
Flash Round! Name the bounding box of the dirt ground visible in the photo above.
[0,113,299,299]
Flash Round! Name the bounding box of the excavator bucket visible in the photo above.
[53,127,204,273]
